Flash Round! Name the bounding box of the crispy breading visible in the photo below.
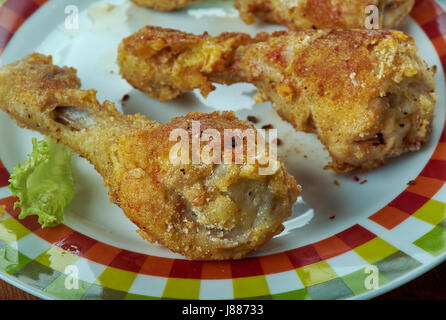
[130,0,199,11]
[0,53,300,260]
[118,27,436,173]
[235,0,415,30]
[130,0,414,30]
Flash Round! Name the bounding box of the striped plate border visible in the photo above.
[0,0,445,300]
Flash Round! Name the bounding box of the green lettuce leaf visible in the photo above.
[8,137,76,228]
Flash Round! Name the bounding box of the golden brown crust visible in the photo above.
[130,0,414,29]
[118,27,255,101]
[111,112,299,259]
[235,0,415,30]
[0,53,300,260]
[130,0,200,11]
[118,27,436,173]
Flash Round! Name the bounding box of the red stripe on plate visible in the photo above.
[108,249,147,273]
[0,5,25,34]
[4,0,39,20]
[440,127,446,142]
[440,54,446,70]
[0,168,10,187]
[0,196,39,231]
[286,244,322,269]
[336,224,376,249]
[420,160,446,180]
[56,231,97,256]
[440,54,446,72]
[169,260,203,279]
[0,25,12,51]
[32,0,48,6]
[0,195,17,214]
[388,191,429,214]
[231,257,264,278]
[1,196,42,231]
[12,213,42,232]
[33,223,74,244]
[420,13,446,39]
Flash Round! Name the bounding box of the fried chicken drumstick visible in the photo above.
[0,53,300,260]
[235,0,415,30]
[118,27,436,173]
[130,0,414,30]
[131,0,200,11]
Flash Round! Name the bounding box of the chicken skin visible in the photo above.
[235,0,415,30]
[0,53,300,260]
[130,0,200,11]
[130,0,414,30]
[118,27,436,173]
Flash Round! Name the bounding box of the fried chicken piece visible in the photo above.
[235,0,415,30]
[130,0,414,30]
[130,0,199,11]
[118,27,436,173]
[0,53,300,260]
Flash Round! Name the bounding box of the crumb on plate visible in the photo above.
[247,115,258,123]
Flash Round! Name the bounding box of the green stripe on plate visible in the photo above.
[0,218,31,244]
[414,226,446,256]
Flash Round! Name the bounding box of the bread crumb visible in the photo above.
[247,115,258,123]
[333,179,340,186]
[128,168,145,178]
[274,138,283,146]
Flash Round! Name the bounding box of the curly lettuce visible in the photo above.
[8,137,76,228]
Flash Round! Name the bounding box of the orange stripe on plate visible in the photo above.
[33,223,74,243]
[411,0,443,26]
[139,255,174,277]
[431,34,446,57]
[369,206,410,230]
[258,252,294,275]
[201,261,232,280]
[313,235,351,260]
[0,196,19,216]
[0,5,24,33]
[432,142,446,161]
[83,241,122,266]
[406,175,445,198]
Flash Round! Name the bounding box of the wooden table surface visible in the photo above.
[1,262,446,300]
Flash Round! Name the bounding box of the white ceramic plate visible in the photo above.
[0,0,445,300]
